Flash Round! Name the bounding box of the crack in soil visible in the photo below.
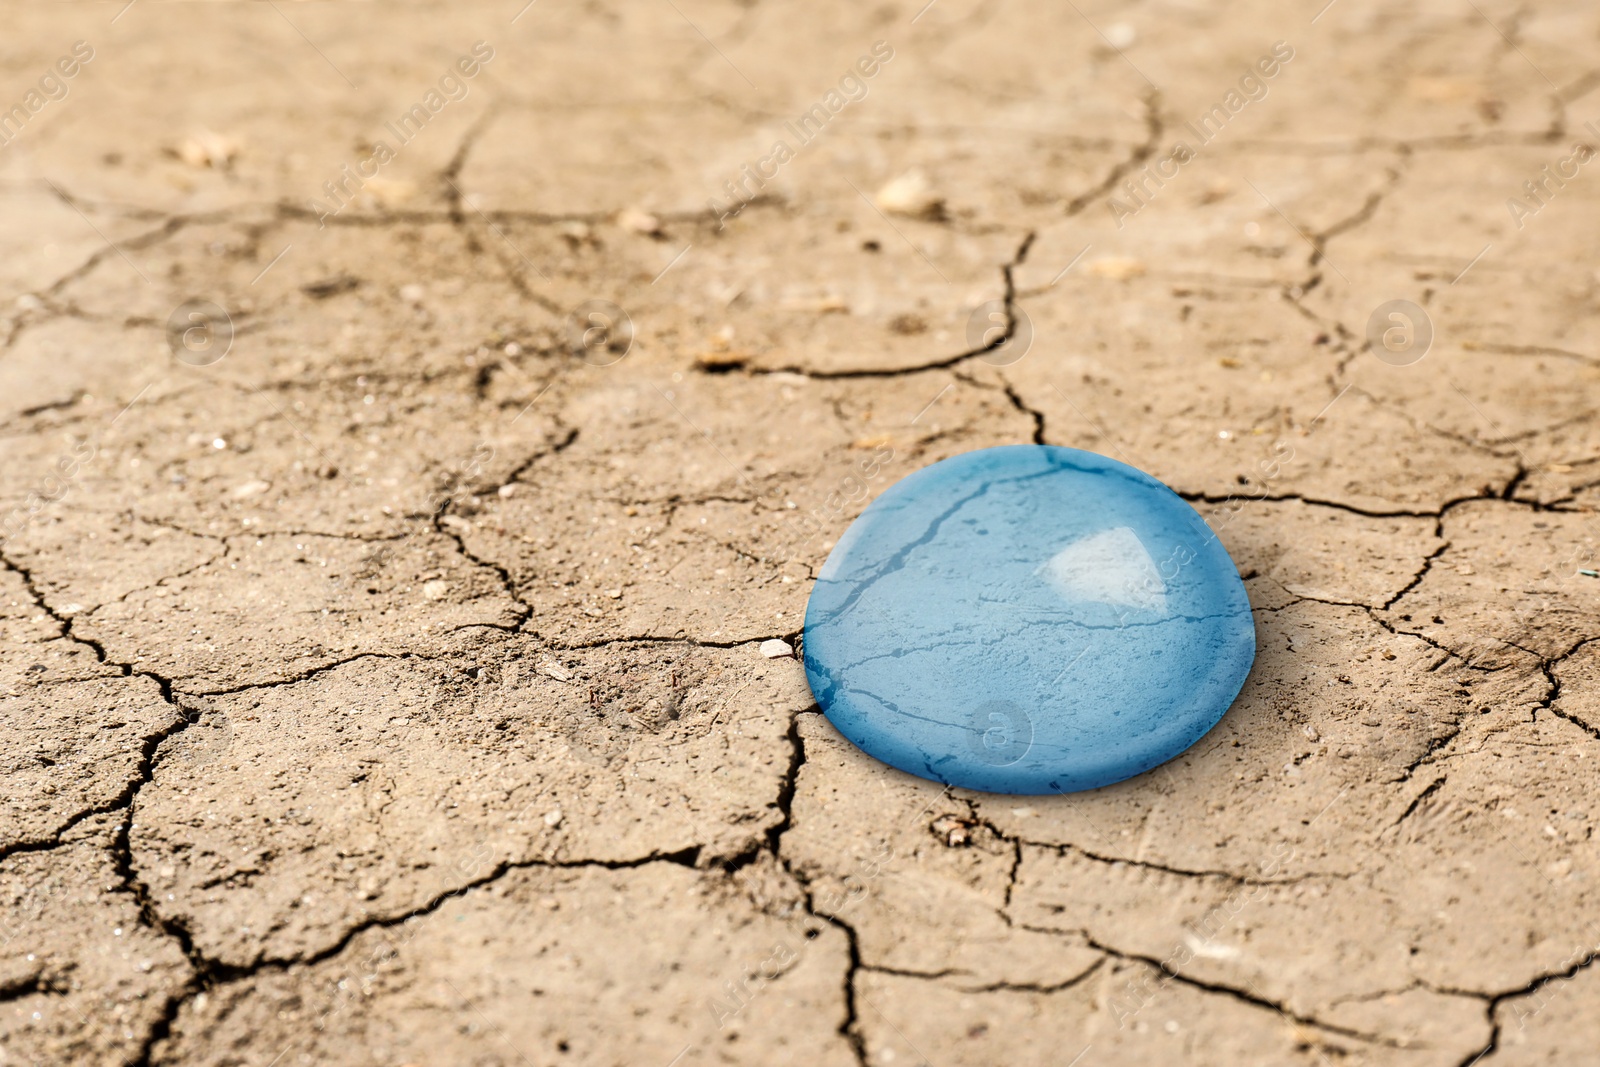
[742,229,1040,381]
[1064,92,1164,218]
[124,847,704,1067]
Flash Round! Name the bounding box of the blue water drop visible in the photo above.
[802,445,1255,794]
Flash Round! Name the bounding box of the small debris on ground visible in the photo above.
[301,275,361,299]
[617,207,663,235]
[1086,256,1147,281]
[171,129,239,169]
[931,814,975,847]
[1103,21,1137,48]
[874,170,943,219]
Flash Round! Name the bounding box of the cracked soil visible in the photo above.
[3,1,1600,1065]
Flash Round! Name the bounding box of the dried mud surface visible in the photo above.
[3,2,1600,1065]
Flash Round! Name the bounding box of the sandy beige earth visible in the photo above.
[2,1,1600,1065]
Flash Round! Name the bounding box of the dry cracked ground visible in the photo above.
[2,1,1600,1065]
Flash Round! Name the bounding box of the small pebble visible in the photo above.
[363,176,417,207]
[174,129,239,169]
[618,207,662,235]
[421,580,450,600]
[1087,256,1147,281]
[760,639,794,659]
[543,809,563,828]
[932,814,971,847]
[540,662,573,682]
[1104,22,1137,49]
[874,170,943,218]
